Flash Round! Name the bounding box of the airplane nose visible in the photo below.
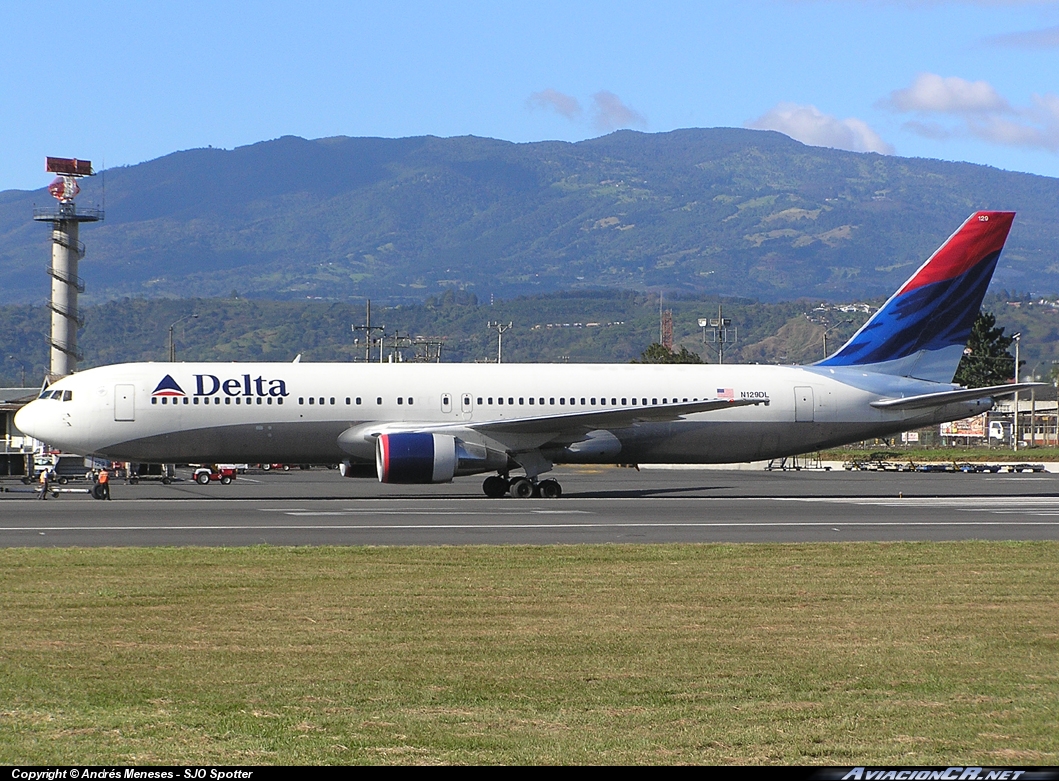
[13,401,46,441]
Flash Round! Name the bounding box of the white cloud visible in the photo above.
[984,25,1059,49]
[884,73,1059,153]
[882,73,1009,114]
[747,102,894,154]
[527,89,582,121]
[591,91,647,132]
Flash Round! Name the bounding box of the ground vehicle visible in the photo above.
[193,465,237,485]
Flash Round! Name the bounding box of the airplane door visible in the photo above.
[441,393,452,413]
[794,386,814,422]
[461,393,473,414]
[115,385,136,421]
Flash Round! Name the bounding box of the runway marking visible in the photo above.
[4,521,1059,533]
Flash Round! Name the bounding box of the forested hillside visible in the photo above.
[2,291,1053,389]
[2,129,1056,306]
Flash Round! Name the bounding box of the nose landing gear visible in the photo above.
[481,474,563,498]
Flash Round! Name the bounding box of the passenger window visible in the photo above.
[309,398,314,405]
[299,398,304,404]
[408,398,414,406]
[356,397,362,405]
[256,398,262,405]
[377,397,382,405]
[277,398,283,405]
[507,397,513,405]
[193,397,199,405]
[267,398,273,405]
[559,398,565,405]
[330,398,335,405]
[621,398,627,405]
[488,397,493,404]
[477,397,483,405]
[185,398,190,405]
[591,398,596,405]
[550,398,555,405]
[580,397,586,405]
[345,397,351,405]
[151,398,157,405]
[397,397,403,405]
[236,398,241,405]
[319,398,324,405]
[528,398,534,405]
[225,398,231,405]
[519,398,524,405]
[498,397,504,405]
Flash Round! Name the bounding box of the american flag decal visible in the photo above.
[716,388,734,400]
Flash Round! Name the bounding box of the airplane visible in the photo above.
[14,210,1040,498]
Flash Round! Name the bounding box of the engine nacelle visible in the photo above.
[376,433,508,484]
[339,460,377,478]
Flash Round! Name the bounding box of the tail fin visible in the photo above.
[818,211,1015,383]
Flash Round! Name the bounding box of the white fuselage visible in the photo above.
[14,361,988,470]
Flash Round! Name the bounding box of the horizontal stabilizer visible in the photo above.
[870,382,1045,411]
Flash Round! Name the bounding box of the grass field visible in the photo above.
[819,446,1059,463]
[2,543,1057,765]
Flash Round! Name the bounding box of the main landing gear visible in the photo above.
[482,474,562,499]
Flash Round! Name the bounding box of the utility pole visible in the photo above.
[351,299,384,363]
[487,321,513,363]
[1013,332,1021,452]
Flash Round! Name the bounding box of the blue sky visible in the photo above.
[2,0,1059,191]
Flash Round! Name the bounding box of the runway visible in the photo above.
[4,465,1059,546]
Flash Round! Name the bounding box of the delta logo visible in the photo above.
[152,375,187,398]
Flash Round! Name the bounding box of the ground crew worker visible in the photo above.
[98,467,111,500]
[37,467,51,500]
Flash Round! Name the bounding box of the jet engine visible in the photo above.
[376,432,508,483]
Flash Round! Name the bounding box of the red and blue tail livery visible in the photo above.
[819,211,1015,382]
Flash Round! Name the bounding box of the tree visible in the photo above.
[635,343,704,364]
[953,311,1018,388]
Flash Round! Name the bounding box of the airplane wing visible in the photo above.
[467,396,767,435]
[338,397,768,457]
[870,382,1045,411]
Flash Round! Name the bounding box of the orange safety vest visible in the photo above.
[99,470,109,484]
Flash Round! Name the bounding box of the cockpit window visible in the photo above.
[63,390,72,401]
[39,390,50,399]
[50,390,63,399]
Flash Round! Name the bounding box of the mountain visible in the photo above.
[2,128,1057,305]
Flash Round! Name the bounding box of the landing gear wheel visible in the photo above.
[508,478,535,498]
[538,479,562,499]
[483,475,509,498]
[196,472,210,485]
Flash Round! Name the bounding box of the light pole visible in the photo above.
[6,356,25,386]
[1012,332,1021,452]
[821,319,854,359]
[487,321,513,364]
[168,314,198,362]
